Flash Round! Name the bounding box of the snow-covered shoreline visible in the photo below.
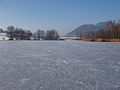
[0,33,9,40]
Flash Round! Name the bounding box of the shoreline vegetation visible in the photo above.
[2,26,60,40]
[0,20,120,42]
[83,38,120,42]
[78,20,120,42]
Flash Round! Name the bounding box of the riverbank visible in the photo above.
[83,38,120,42]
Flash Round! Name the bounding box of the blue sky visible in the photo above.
[0,0,120,35]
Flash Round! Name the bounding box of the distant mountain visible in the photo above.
[66,22,107,36]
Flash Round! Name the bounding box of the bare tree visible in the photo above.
[106,20,116,39]
[0,28,3,32]
[7,26,15,40]
[46,30,59,40]
[36,29,45,40]
[25,30,32,40]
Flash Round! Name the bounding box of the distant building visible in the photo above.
[59,36,80,40]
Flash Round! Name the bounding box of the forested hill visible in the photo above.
[66,22,107,36]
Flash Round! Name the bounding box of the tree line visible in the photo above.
[6,26,59,40]
[78,20,120,39]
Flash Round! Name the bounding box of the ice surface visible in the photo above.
[0,41,120,90]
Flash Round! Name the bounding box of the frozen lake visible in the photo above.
[0,41,120,90]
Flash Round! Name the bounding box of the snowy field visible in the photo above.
[0,41,120,90]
